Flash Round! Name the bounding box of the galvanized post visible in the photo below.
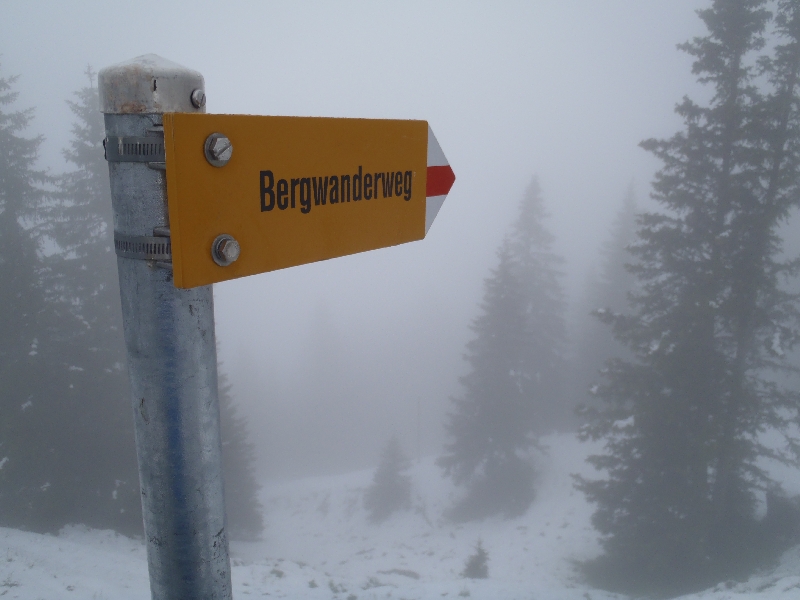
[99,55,232,600]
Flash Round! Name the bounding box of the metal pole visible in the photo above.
[99,55,232,600]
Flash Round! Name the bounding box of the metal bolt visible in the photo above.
[212,234,240,267]
[204,133,233,167]
[190,88,206,108]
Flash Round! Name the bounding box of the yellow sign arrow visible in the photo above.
[163,113,454,289]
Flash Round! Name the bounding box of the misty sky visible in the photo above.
[2,1,708,480]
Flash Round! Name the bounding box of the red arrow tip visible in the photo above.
[426,165,456,197]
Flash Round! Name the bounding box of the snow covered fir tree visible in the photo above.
[363,435,412,523]
[438,178,567,521]
[577,1,800,595]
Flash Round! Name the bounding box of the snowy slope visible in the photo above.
[1,433,799,599]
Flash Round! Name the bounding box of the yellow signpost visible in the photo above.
[163,113,452,288]
[102,55,456,600]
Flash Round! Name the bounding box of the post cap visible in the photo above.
[98,54,205,114]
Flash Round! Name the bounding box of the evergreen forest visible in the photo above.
[438,0,800,595]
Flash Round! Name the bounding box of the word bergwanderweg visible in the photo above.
[260,167,414,214]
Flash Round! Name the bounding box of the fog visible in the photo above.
[2,1,707,480]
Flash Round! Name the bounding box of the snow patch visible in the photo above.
[772,331,785,357]
[1,432,799,599]
[613,416,634,429]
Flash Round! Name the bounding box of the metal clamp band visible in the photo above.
[104,136,165,163]
[114,231,172,261]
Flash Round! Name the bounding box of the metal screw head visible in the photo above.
[190,88,206,108]
[212,234,240,267]
[204,133,233,167]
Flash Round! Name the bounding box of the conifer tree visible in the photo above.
[0,64,51,530]
[508,179,569,433]
[593,186,638,321]
[364,435,412,523]
[439,179,566,520]
[24,70,142,534]
[577,1,800,594]
[461,540,489,579]
[2,70,266,537]
[219,365,264,540]
[572,186,638,415]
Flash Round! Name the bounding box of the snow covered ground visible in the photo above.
[2,433,800,599]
